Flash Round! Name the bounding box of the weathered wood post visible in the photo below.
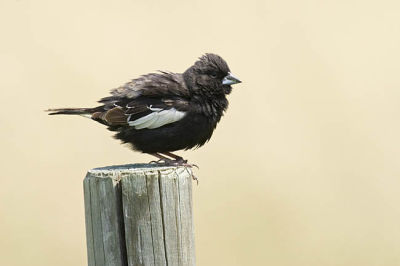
[83,164,195,266]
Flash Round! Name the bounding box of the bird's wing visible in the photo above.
[98,71,190,108]
[92,97,190,129]
[92,72,191,129]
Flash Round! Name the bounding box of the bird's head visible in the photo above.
[183,53,241,96]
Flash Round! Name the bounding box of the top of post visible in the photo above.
[87,163,192,178]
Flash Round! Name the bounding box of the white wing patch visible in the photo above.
[128,107,186,129]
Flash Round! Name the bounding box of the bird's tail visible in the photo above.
[46,107,95,116]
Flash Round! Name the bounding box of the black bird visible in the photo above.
[47,53,241,166]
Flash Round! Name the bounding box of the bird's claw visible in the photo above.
[150,159,199,169]
[179,163,199,169]
[149,155,199,184]
[191,174,199,185]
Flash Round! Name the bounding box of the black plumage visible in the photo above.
[47,53,241,166]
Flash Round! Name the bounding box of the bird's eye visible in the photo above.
[210,72,218,78]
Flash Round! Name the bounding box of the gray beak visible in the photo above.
[222,72,241,85]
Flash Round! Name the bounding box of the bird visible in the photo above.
[47,53,241,167]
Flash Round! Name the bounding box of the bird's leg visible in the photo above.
[160,152,187,163]
[159,152,199,169]
[149,153,175,164]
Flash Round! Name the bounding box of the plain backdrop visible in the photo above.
[1,0,400,265]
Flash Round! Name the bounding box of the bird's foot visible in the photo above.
[176,162,199,169]
[164,158,199,169]
[164,160,199,169]
[149,153,199,184]
[158,152,199,168]
[149,157,193,167]
[191,172,199,185]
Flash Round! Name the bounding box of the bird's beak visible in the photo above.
[222,72,241,85]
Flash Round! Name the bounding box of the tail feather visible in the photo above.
[46,108,93,115]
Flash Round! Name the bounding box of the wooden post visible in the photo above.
[83,164,195,266]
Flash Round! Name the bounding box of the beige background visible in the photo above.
[1,0,400,265]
